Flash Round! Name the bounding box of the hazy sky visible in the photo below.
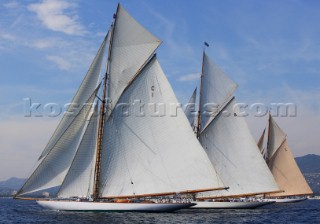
[0,0,319,181]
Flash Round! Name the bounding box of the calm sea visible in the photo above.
[0,198,319,223]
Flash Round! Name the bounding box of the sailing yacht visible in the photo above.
[14,4,227,212]
[258,114,313,203]
[185,49,280,209]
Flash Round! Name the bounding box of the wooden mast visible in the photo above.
[93,4,119,201]
[196,45,207,139]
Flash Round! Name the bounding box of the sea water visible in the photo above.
[0,197,319,223]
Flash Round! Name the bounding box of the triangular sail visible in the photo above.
[199,53,237,132]
[267,115,287,159]
[38,35,108,160]
[99,56,224,197]
[57,104,99,198]
[197,98,279,198]
[184,88,197,129]
[16,87,100,196]
[266,117,313,197]
[108,4,161,112]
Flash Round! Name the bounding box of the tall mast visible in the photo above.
[93,4,119,201]
[266,112,271,164]
[196,43,208,138]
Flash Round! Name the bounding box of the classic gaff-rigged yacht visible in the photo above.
[14,4,227,212]
[185,48,280,209]
[258,114,313,203]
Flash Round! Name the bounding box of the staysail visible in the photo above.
[99,56,225,197]
[199,52,237,132]
[57,104,99,198]
[38,35,108,161]
[197,98,279,198]
[265,115,313,197]
[17,87,100,196]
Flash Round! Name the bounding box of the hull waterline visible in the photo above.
[36,200,195,212]
[191,201,275,209]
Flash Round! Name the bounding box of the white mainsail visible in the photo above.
[265,115,313,197]
[197,98,279,198]
[108,4,161,111]
[17,88,100,196]
[57,104,99,198]
[199,52,237,132]
[99,56,224,197]
[38,35,108,160]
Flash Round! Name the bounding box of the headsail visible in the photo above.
[99,56,224,197]
[266,116,313,197]
[197,98,279,198]
[108,4,161,111]
[16,87,100,196]
[38,35,108,161]
[57,104,99,198]
[199,53,237,132]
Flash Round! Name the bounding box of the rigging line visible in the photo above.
[122,121,156,155]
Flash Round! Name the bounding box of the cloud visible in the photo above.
[46,55,73,70]
[3,1,20,9]
[0,32,16,41]
[27,0,86,35]
[177,73,200,82]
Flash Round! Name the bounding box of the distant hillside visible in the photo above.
[0,177,26,190]
[296,154,320,173]
[0,177,26,196]
[295,154,320,195]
